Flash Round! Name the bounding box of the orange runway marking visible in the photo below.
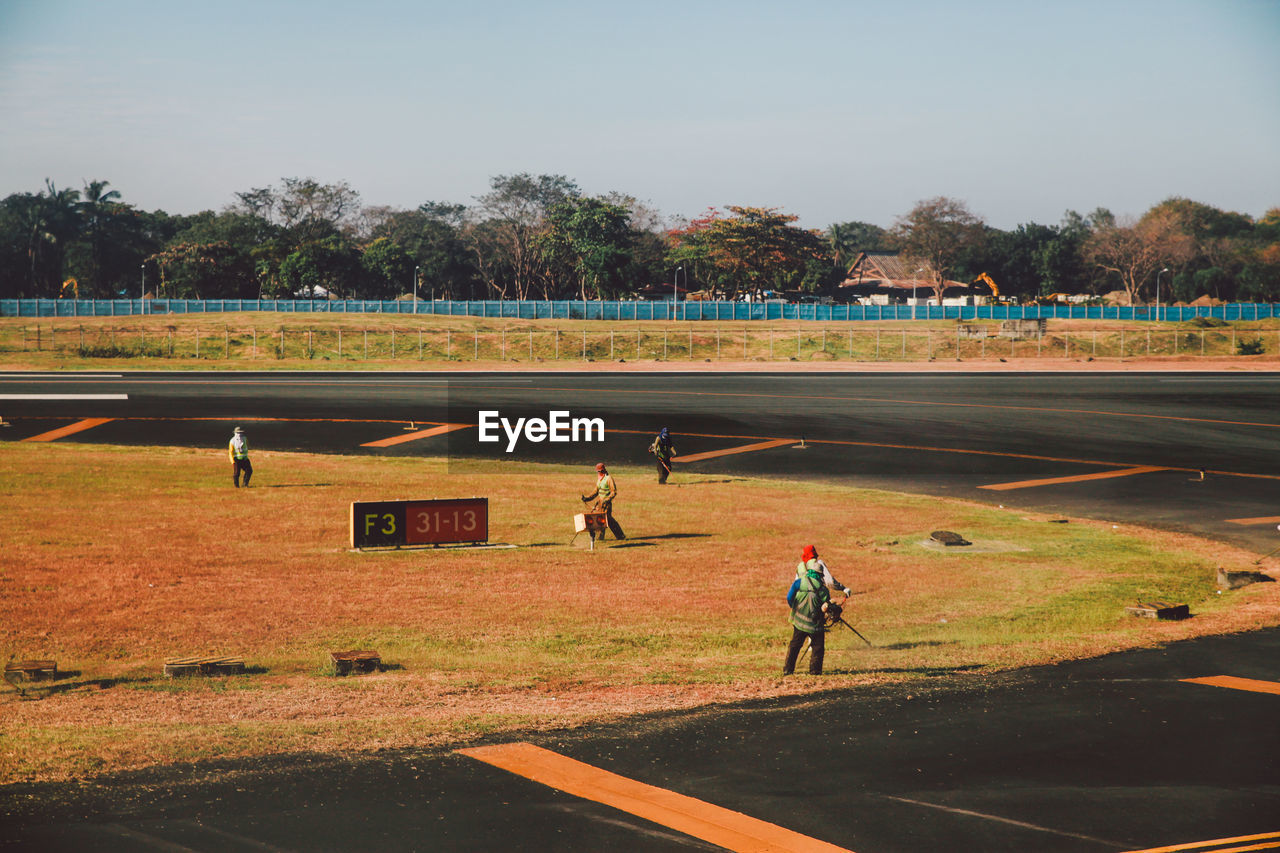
[979,466,1167,491]
[458,742,854,853]
[14,416,1280,485]
[1120,830,1280,852]
[458,383,1280,430]
[1181,676,1280,696]
[22,417,115,442]
[674,439,798,463]
[361,423,471,447]
[608,428,1280,483]
[1226,516,1280,526]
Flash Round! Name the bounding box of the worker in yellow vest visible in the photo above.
[581,462,626,540]
[228,426,252,488]
[784,545,834,674]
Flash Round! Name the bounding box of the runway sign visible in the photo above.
[351,498,489,548]
[574,512,608,534]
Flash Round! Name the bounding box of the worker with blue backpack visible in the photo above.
[782,544,849,675]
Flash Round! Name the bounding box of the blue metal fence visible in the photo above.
[2,298,1277,322]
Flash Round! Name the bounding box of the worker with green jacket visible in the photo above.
[649,427,676,484]
[581,462,626,540]
[796,546,852,598]
[783,544,832,675]
[228,426,252,488]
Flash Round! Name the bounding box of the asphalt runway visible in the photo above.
[4,629,1278,852]
[3,370,1279,550]
[3,369,1279,851]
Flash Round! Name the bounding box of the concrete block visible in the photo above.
[1125,602,1190,620]
[331,650,381,675]
[1216,567,1275,590]
[164,656,245,677]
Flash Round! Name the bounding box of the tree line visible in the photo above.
[2,174,1277,304]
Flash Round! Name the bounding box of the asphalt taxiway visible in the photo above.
[3,369,1278,851]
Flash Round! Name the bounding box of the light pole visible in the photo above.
[913,267,924,320]
[413,265,420,314]
[141,263,146,315]
[1156,267,1170,322]
[673,267,683,319]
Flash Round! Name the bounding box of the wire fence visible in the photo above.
[3,298,1279,323]
[7,323,1276,363]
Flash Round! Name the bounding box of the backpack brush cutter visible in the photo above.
[823,601,873,647]
[798,600,873,664]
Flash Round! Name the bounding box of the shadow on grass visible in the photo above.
[604,541,655,549]
[330,663,404,677]
[257,483,335,489]
[845,664,986,677]
[878,640,958,651]
[624,533,712,542]
[3,670,154,702]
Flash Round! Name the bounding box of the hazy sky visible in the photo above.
[2,0,1277,230]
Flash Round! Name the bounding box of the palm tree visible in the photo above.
[827,222,857,272]
[80,180,122,295]
[25,181,81,296]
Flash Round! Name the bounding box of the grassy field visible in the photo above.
[2,442,1277,783]
[2,312,1278,369]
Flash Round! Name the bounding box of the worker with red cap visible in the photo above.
[581,462,626,540]
[795,544,851,597]
[782,544,846,675]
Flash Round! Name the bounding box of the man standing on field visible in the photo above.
[581,462,625,540]
[783,544,835,675]
[229,426,252,488]
[649,426,676,484]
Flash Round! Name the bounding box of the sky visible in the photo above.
[1,0,1277,231]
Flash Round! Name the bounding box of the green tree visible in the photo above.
[827,221,891,273]
[538,197,635,300]
[368,203,480,300]
[360,237,415,299]
[17,180,83,297]
[472,173,580,299]
[600,192,669,297]
[1148,197,1253,244]
[76,180,121,295]
[0,193,47,297]
[1084,209,1194,305]
[891,197,987,303]
[277,237,364,299]
[668,206,831,299]
[1144,198,1264,303]
[955,222,1088,300]
[231,178,362,245]
[146,241,255,299]
[1189,266,1232,302]
[166,209,283,298]
[1236,220,1280,301]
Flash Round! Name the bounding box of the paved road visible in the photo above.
[3,369,1279,851]
[3,628,1278,852]
[3,370,1278,550]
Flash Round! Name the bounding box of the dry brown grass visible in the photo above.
[2,312,1277,371]
[2,443,1277,783]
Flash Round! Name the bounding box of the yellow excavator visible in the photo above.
[1033,292,1071,305]
[973,272,998,299]
[59,278,79,298]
